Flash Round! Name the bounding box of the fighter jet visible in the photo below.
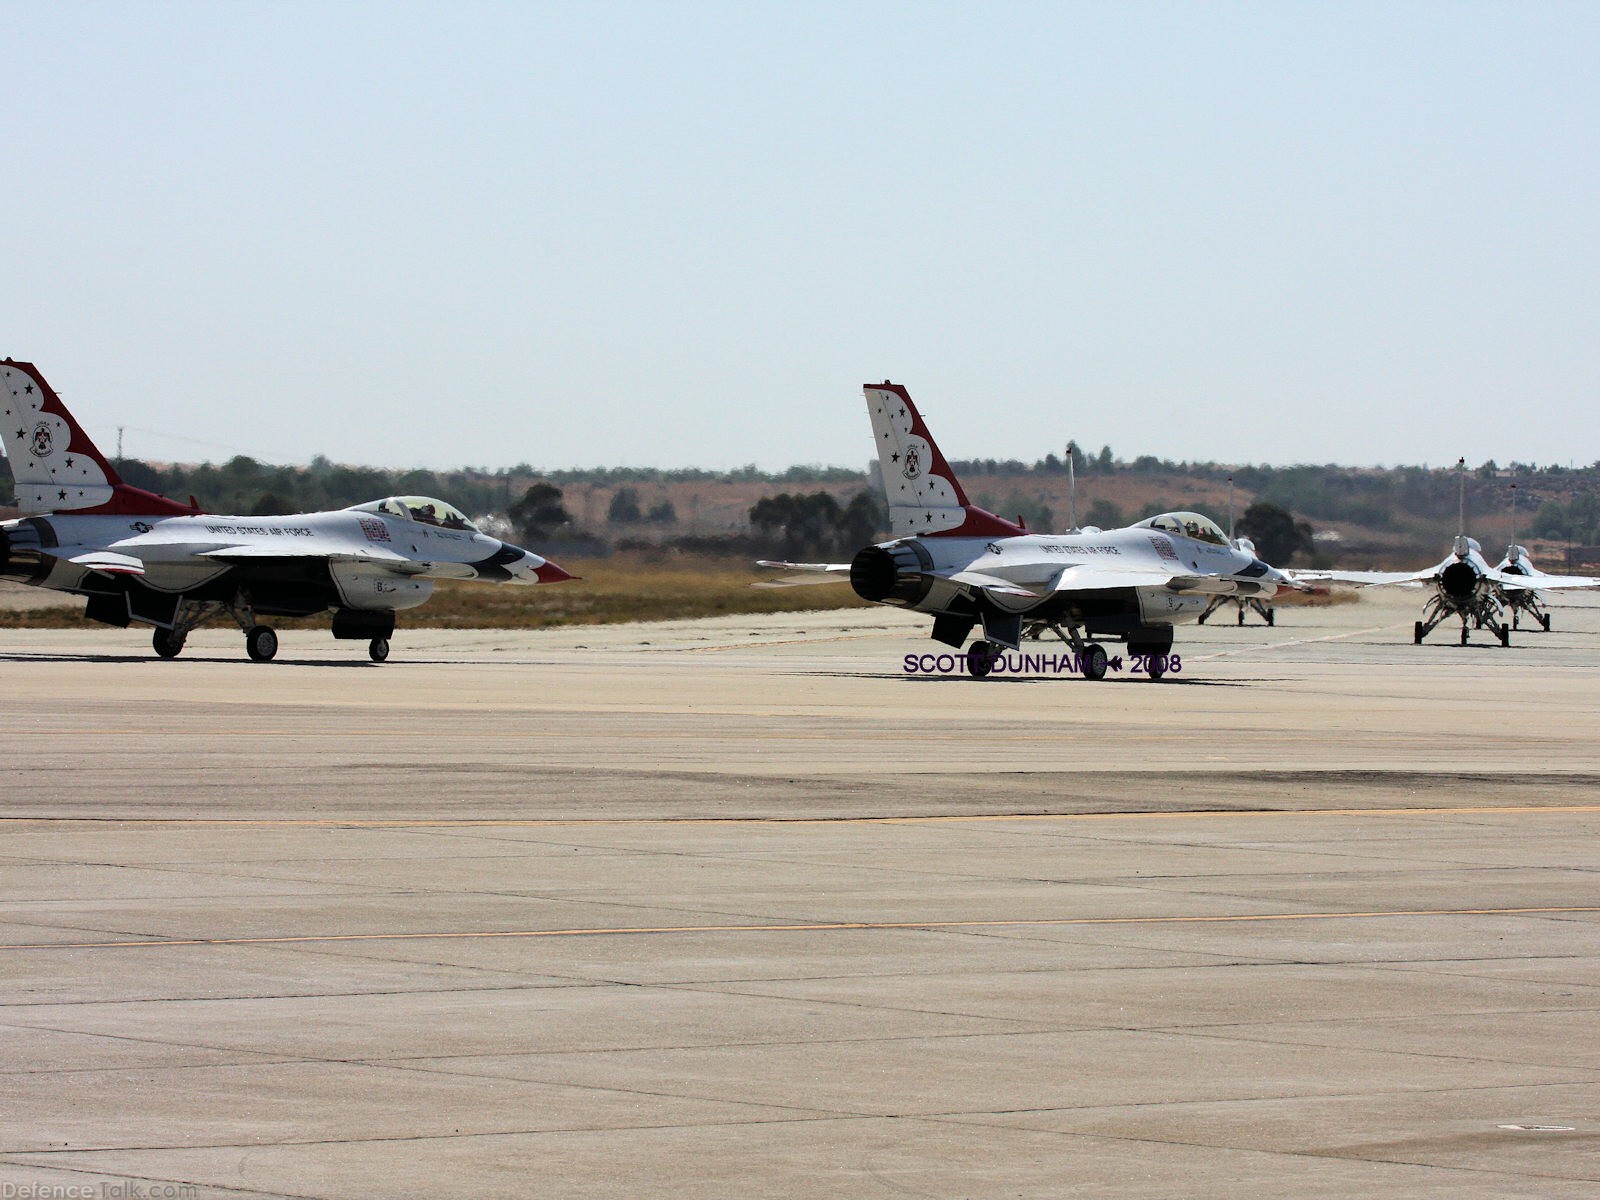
[759,381,1300,680]
[1493,484,1567,632]
[1297,462,1600,645]
[0,359,574,661]
[1494,543,1571,631]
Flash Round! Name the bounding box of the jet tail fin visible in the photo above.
[863,381,1025,539]
[1,360,199,516]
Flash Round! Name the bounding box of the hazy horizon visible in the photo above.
[9,3,1597,472]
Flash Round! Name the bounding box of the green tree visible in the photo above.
[607,487,643,524]
[1237,501,1314,565]
[1085,499,1123,529]
[508,483,573,542]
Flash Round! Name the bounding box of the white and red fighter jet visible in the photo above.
[0,359,573,662]
[761,381,1301,680]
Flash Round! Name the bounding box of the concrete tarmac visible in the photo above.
[1,589,1598,1198]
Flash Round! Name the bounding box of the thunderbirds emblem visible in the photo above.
[902,444,922,480]
[29,423,54,458]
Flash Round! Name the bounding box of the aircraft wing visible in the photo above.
[753,560,852,587]
[944,570,1042,598]
[197,544,428,573]
[1291,568,1435,587]
[1051,565,1210,593]
[1489,568,1600,591]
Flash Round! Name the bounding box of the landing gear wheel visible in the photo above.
[1460,625,1469,647]
[369,638,390,663]
[1541,613,1552,631]
[1236,607,1244,625]
[246,625,279,662]
[1266,608,1275,627]
[1082,642,1108,682]
[1145,652,1168,681]
[1498,624,1511,648]
[1413,621,1425,645]
[153,628,186,659]
[966,640,995,679]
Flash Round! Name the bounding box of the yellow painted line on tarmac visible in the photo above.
[1,805,1597,829]
[8,905,1598,952]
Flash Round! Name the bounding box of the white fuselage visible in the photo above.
[0,507,552,611]
[876,527,1285,627]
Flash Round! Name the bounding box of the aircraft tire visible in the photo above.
[1542,613,1552,631]
[1266,608,1275,627]
[369,638,390,663]
[1413,621,1425,645]
[1459,625,1468,647]
[1082,643,1108,681]
[966,640,994,679]
[1236,607,1244,625]
[1498,624,1511,648]
[153,629,185,659]
[246,625,279,662]
[1145,653,1167,681]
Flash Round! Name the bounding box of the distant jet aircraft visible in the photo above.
[1296,464,1599,645]
[0,359,574,661]
[759,381,1300,680]
[1495,543,1563,631]
[1494,483,1564,632]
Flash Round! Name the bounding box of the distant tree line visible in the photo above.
[748,491,885,559]
[5,444,1597,551]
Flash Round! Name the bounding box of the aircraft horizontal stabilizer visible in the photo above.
[753,560,852,587]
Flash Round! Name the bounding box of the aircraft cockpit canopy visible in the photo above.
[1139,511,1229,546]
[354,496,481,533]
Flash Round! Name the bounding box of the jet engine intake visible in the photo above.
[850,542,934,607]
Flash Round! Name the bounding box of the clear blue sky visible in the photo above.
[7,1,1597,472]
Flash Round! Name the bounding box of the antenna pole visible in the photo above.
[1509,482,1518,547]
[1227,474,1235,540]
[1456,457,1466,536]
[1068,453,1077,531]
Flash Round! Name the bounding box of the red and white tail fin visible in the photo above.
[864,381,1025,539]
[1,360,198,516]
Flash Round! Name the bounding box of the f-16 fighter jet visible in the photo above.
[1303,537,1598,646]
[1496,543,1566,632]
[1296,465,1599,646]
[760,381,1300,680]
[0,359,573,661]
[1493,485,1569,632]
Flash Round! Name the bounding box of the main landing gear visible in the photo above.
[245,625,279,662]
[142,593,398,663]
[1413,598,1510,648]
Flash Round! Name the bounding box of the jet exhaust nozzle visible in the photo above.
[850,543,934,606]
[1440,560,1479,601]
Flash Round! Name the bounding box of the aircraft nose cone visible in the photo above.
[533,557,576,583]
